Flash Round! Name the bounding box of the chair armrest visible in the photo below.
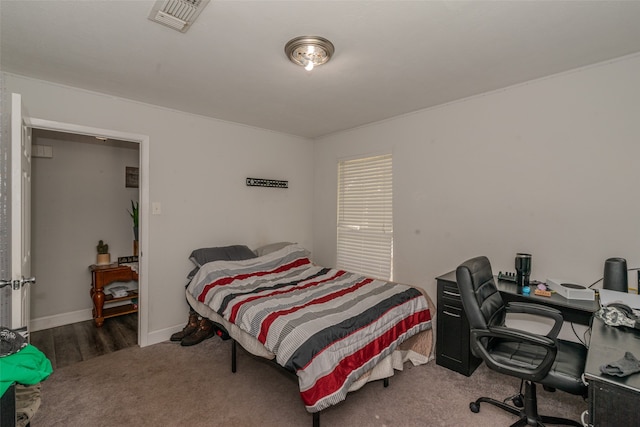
[471,326,558,382]
[506,302,564,340]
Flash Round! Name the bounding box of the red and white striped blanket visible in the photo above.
[187,244,432,413]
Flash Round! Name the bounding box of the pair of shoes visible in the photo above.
[181,318,216,346]
[170,312,199,342]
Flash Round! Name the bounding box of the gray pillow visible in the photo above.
[253,242,293,257]
[188,244,257,279]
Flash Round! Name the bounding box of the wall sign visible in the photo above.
[126,167,139,188]
[246,178,288,188]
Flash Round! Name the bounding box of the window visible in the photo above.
[337,154,393,280]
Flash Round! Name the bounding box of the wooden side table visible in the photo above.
[89,264,138,327]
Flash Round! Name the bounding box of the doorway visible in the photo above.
[30,129,139,336]
[27,118,150,347]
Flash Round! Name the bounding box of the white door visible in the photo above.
[10,93,34,332]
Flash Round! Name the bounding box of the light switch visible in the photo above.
[152,202,162,215]
[32,144,53,158]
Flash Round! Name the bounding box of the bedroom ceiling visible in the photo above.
[2,1,640,139]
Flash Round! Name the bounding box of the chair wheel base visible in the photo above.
[512,395,524,408]
[469,392,583,427]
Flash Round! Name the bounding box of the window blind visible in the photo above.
[337,154,393,280]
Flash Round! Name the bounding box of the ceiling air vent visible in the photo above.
[148,0,210,33]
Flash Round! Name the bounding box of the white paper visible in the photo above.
[598,289,640,310]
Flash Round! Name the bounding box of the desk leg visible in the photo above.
[91,286,105,327]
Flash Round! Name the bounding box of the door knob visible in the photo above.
[17,277,36,290]
[0,277,35,290]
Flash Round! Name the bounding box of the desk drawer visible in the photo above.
[438,281,462,307]
[93,268,135,286]
[440,282,461,298]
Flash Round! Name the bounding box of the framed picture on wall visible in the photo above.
[126,167,139,188]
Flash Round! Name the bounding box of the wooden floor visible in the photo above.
[31,313,138,370]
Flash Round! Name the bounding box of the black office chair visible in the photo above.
[456,256,587,427]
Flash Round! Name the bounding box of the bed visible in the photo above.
[185,243,435,426]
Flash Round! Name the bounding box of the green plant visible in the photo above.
[97,240,109,254]
[128,200,139,228]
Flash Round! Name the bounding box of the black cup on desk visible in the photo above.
[515,253,532,286]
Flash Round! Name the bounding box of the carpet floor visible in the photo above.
[32,336,587,426]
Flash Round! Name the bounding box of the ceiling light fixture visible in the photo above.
[284,36,335,71]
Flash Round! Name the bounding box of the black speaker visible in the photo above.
[603,257,628,292]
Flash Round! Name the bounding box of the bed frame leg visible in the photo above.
[231,339,237,373]
[383,377,389,388]
[312,412,320,427]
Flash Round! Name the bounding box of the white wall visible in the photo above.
[5,73,314,342]
[7,53,640,343]
[313,54,640,304]
[31,134,139,325]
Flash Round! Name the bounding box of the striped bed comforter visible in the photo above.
[187,244,432,413]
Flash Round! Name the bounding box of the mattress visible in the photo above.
[186,244,435,412]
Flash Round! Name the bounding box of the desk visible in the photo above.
[89,264,138,327]
[436,270,640,425]
[435,270,598,376]
[585,317,640,426]
[495,278,597,326]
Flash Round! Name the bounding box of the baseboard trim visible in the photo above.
[30,309,172,347]
[31,309,93,332]
[146,324,183,346]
